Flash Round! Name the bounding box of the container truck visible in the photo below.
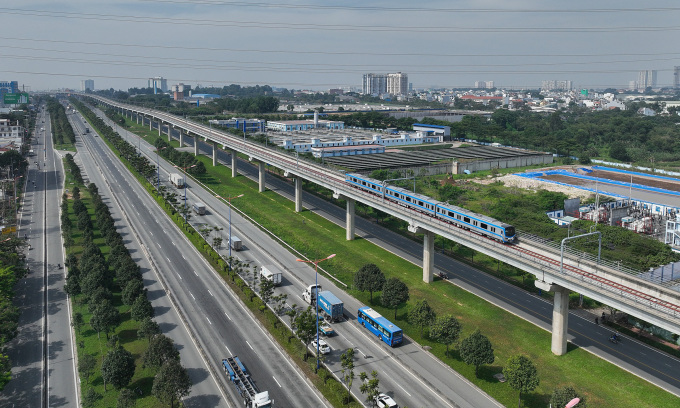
[302,284,321,304]
[222,356,272,408]
[170,173,184,188]
[316,290,344,322]
[192,202,206,215]
[229,236,242,251]
[260,265,282,286]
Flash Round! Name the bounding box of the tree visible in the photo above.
[408,299,436,337]
[259,277,275,306]
[90,300,120,340]
[131,295,155,322]
[340,348,356,404]
[138,318,161,342]
[550,385,586,408]
[503,355,539,408]
[117,388,137,408]
[72,311,85,334]
[101,346,136,391]
[359,370,380,405]
[143,334,179,369]
[381,278,409,319]
[82,387,102,407]
[0,297,19,344]
[354,263,386,302]
[122,279,145,305]
[152,360,192,408]
[430,315,462,357]
[0,353,11,391]
[79,353,97,384]
[294,307,317,361]
[459,329,495,377]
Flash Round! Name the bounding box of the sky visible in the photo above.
[2,0,680,92]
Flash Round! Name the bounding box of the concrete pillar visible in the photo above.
[194,136,199,156]
[423,230,435,283]
[136,113,140,124]
[178,129,184,147]
[212,141,218,166]
[149,116,152,131]
[158,120,162,136]
[295,177,303,212]
[346,198,355,240]
[231,149,237,177]
[258,161,265,192]
[551,286,570,356]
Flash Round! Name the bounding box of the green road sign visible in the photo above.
[3,93,29,104]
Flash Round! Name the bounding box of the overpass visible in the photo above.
[86,95,680,355]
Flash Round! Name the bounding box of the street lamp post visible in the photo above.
[296,253,336,372]
[155,147,166,191]
[215,194,244,262]
[173,163,196,225]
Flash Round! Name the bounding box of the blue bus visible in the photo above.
[357,306,403,347]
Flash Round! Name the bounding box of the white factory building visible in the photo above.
[280,132,443,154]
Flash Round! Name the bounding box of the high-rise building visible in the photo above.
[474,81,495,89]
[148,76,168,93]
[674,66,680,89]
[362,73,387,95]
[387,72,408,96]
[81,79,94,92]
[541,80,572,91]
[636,70,657,89]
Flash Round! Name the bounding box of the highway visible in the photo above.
[0,105,79,408]
[144,115,680,399]
[70,107,327,407]
[90,106,501,408]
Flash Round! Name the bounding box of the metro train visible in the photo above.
[345,173,516,243]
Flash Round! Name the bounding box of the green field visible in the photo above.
[115,116,680,407]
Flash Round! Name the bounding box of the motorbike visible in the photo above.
[608,334,621,344]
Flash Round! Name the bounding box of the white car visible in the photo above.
[376,393,398,408]
[311,339,330,355]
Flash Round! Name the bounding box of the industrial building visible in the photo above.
[278,132,442,153]
[412,123,450,137]
[267,112,344,132]
[209,118,266,133]
[311,144,385,158]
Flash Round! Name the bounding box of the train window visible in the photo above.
[419,201,423,206]
[481,223,488,229]
[464,217,470,223]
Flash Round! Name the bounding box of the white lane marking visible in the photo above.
[150,231,153,235]
[182,255,186,260]
[176,272,182,280]
[273,376,282,388]
[224,312,231,321]
[190,292,196,300]
[356,348,367,358]
[166,257,171,262]
[172,241,176,246]
[246,340,254,350]
[194,271,198,276]
[206,317,212,325]
[208,290,213,297]
[225,345,232,356]
[397,383,412,397]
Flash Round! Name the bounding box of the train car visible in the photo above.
[346,173,515,243]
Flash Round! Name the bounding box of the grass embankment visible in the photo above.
[62,162,163,408]
[114,113,679,407]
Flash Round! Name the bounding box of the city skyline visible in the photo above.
[2,1,680,91]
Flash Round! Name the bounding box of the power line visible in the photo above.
[139,0,680,14]
[7,53,679,74]
[3,36,680,60]
[2,7,680,33]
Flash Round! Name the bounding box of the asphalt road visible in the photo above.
[154,121,680,400]
[111,114,502,408]
[75,108,327,407]
[1,106,79,408]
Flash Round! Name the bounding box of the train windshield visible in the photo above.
[505,226,515,237]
